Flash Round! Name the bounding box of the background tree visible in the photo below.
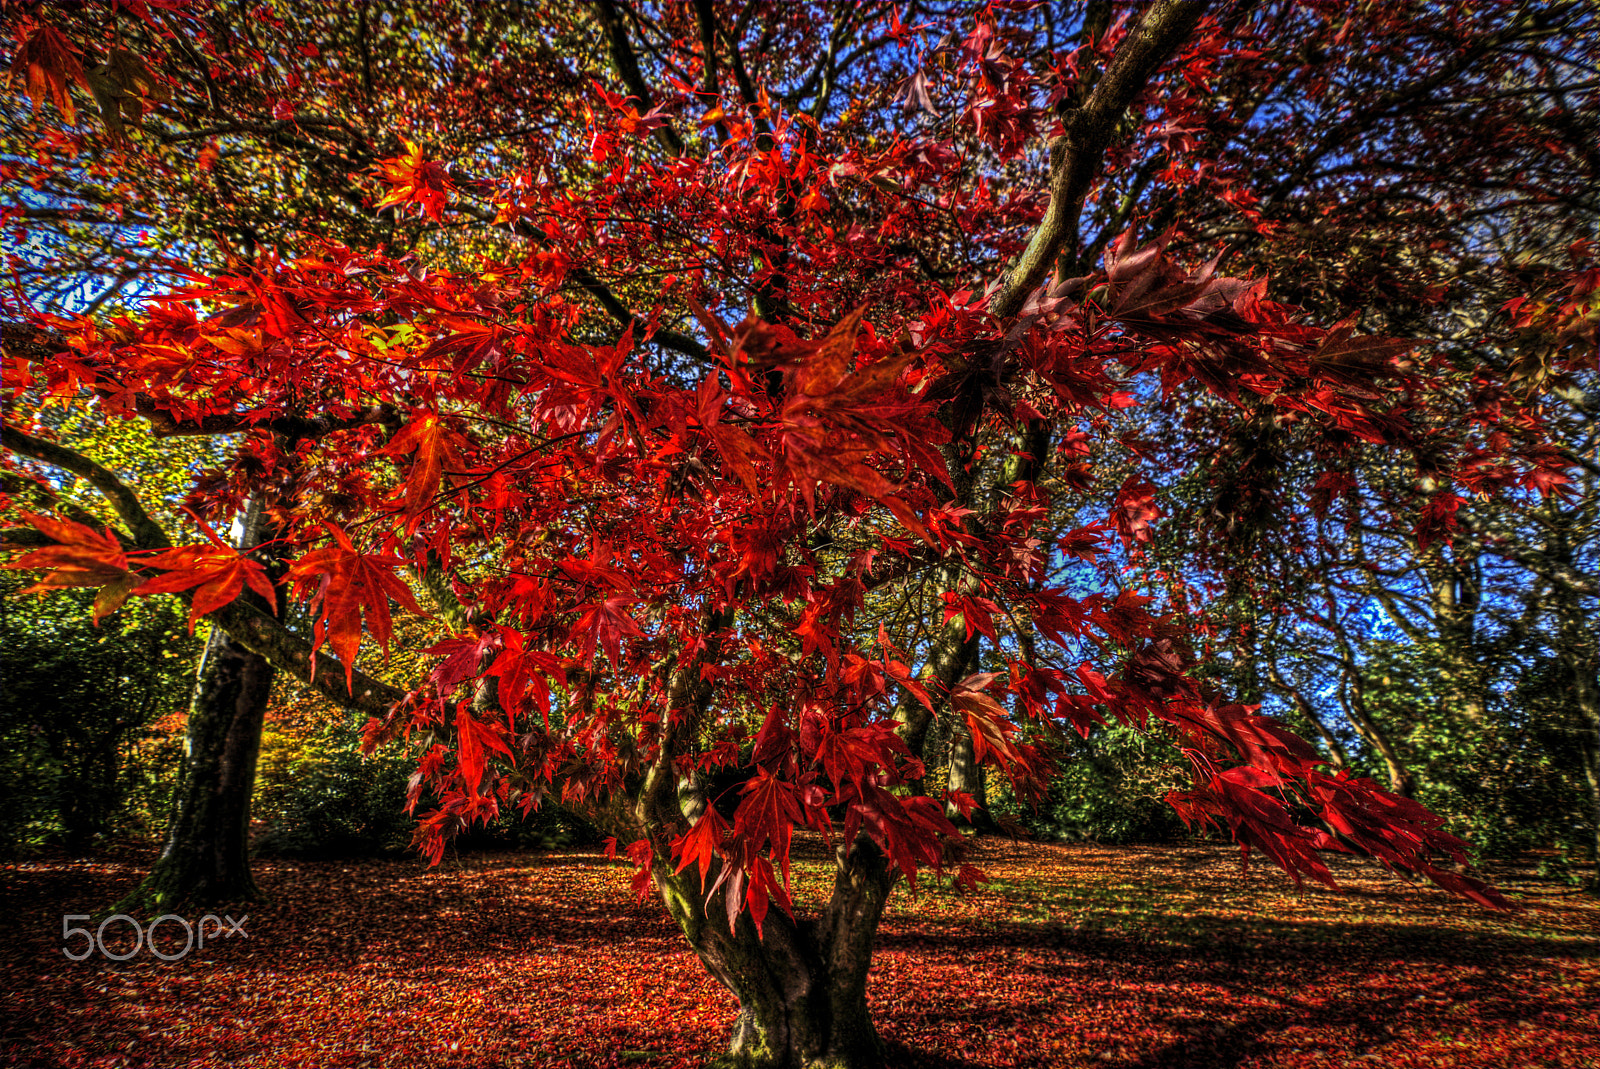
[1096,0,1599,878]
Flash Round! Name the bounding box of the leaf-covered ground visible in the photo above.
[1,840,1594,1068]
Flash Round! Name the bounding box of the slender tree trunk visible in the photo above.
[1266,658,1349,769]
[1553,574,1600,881]
[1339,666,1415,797]
[1574,698,1600,883]
[654,838,896,1069]
[944,722,998,832]
[1432,549,1490,730]
[1321,577,1415,796]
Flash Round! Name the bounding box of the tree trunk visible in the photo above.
[635,606,899,1067]
[654,838,896,1069]
[945,722,998,833]
[1432,548,1490,730]
[1321,576,1416,796]
[1552,568,1600,882]
[1337,664,1415,797]
[114,628,274,912]
[114,498,277,913]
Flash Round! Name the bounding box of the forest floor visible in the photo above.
[0,839,1594,1069]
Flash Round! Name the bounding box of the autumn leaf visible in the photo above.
[733,768,805,888]
[3,513,132,623]
[382,409,470,527]
[672,807,730,891]
[373,140,452,221]
[570,595,643,667]
[950,672,1030,774]
[286,524,426,691]
[453,704,513,795]
[10,23,87,125]
[136,542,278,631]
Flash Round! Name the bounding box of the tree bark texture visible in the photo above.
[654,839,897,1069]
[116,627,273,912]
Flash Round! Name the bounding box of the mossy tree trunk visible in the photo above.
[636,627,900,1069]
[114,500,277,914]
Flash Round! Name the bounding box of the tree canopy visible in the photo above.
[4,2,1594,1065]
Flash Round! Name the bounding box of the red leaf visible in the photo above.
[383,410,470,527]
[671,807,729,891]
[571,595,643,667]
[286,525,426,691]
[4,513,133,623]
[373,140,453,220]
[11,24,86,125]
[136,543,278,631]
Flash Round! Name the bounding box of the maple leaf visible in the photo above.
[83,46,165,142]
[741,854,796,938]
[1110,476,1160,547]
[952,863,988,894]
[3,513,133,623]
[286,525,426,691]
[671,807,729,891]
[733,769,805,889]
[136,540,278,632]
[10,23,87,125]
[950,672,1032,776]
[570,595,643,667]
[382,409,470,528]
[1415,489,1462,551]
[1306,316,1415,387]
[453,705,513,796]
[373,140,452,221]
[941,591,1000,642]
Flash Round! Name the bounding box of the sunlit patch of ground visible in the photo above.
[1,839,1593,1067]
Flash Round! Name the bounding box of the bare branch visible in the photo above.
[2,425,174,551]
[992,0,1211,319]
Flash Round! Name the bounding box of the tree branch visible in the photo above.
[209,599,406,716]
[592,0,686,155]
[2,426,174,551]
[991,0,1210,319]
[3,430,406,715]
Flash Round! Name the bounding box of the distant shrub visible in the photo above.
[253,723,417,857]
[1002,724,1187,844]
[253,717,600,858]
[0,580,197,855]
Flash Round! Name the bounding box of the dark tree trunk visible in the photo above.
[634,606,905,1068]
[115,627,273,912]
[653,838,896,1069]
[1552,563,1600,883]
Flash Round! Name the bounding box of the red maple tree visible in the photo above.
[7,2,1584,1066]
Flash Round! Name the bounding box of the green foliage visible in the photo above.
[0,576,198,855]
[1323,639,1592,880]
[252,721,417,858]
[252,718,600,858]
[1412,655,1591,878]
[1003,725,1186,844]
